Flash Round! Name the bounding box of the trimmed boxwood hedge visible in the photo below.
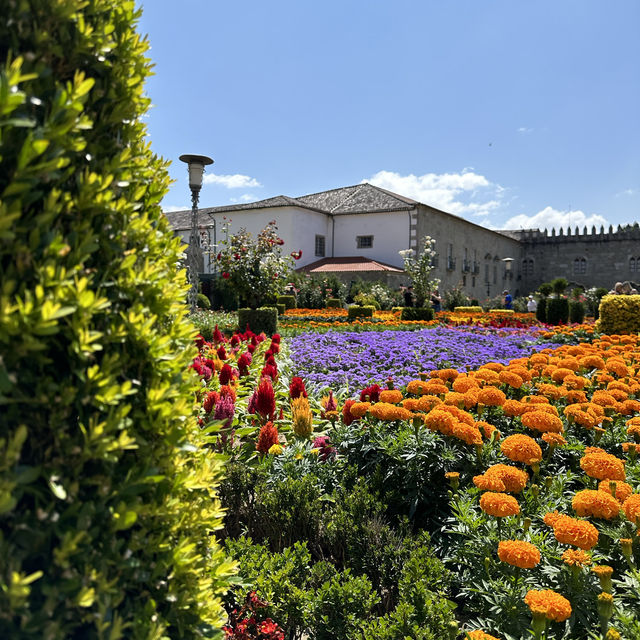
[0,2,233,637]
[400,307,434,321]
[546,297,569,325]
[238,307,278,335]
[326,298,342,308]
[277,295,296,309]
[348,305,375,320]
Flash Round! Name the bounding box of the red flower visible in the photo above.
[219,363,234,385]
[237,352,252,376]
[342,398,357,426]
[213,324,225,344]
[203,390,219,414]
[222,272,230,279]
[360,384,381,402]
[290,250,302,260]
[255,376,276,421]
[289,376,308,399]
[217,345,227,360]
[256,421,279,453]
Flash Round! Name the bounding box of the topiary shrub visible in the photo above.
[197,292,211,309]
[569,300,585,324]
[277,295,296,309]
[400,307,434,321]
[276,303,286,315]
[596,295,640,334]
[453,306,482,313]
[348,305,375,320]
[536,297,547,323]
[238,307,278,335]
[0,3,233,637]
[546,297,570,325]
[326,298,342,308]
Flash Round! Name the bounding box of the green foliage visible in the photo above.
[353,292,381,309]
[326,297,342,308]
[348,305,375,320]
[536,296,547,322]
[538,282,553,297]
[0,2,233,638]
[197,292,211,309]
[399,236,439,307]
[238,307,278,335]
[551,277,569,295]
[546,296,570,324]
[275,303,286,315]
[569,300,585,323]
[442,286,472,311]
[290,272,346,308]
[276,295,296,310]
[401,307,434,321]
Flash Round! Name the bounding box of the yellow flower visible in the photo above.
[291,396,313,437]
[268,443,284,455]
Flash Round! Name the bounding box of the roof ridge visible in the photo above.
[361,182,418,206]
[328,184,364,213]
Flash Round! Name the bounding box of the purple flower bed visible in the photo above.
[289,326,563,393]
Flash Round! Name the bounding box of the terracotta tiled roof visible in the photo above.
[299,257,404,273]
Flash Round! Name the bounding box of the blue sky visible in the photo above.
[138,0,639,231]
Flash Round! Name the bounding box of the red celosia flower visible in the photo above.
[289,376,308,399]
[217,345,227,360]
[203,390,219,414]
[342,398,357,426]
[261,362,278,380]
[230,335,240,348]
[213,324,225,344]
[255,376,276,421]
[256,421,279,453]
[271,333,281,343]
[219,363,234,385]
[360,384,381,402]
[237,352,252,376]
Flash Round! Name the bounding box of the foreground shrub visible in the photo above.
[0,3,232,637]
[597,294,640,334]
[546,297,569,324]
[400,307,434,321]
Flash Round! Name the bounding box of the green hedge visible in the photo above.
[276,303,286,315]
[277,295,297,309]
[348,305,375,320]
[238,307,278,335]
[400,307,435,321]
[197,292,211,309]
[326,298,342,308]
[536,297,547,323]
[546,297,569,325]
[0,3,233,637]
[569,300,585,324]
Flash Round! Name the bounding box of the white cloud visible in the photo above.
[503,206,609,232]
[616,188,637,197]
[203,173,261,189]
[517,126,533,133]
[363,169,504,219]
[162,204,189,212]
[230,194,255,203]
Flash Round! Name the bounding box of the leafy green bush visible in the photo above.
[238,307,278,335]
[546,297,570,325]
[348,305,375,320]
[401,307,434,321]
[277,295,296,309]
[197,292,211,309]
[536,297,547,322]
[569,300,585,323]
[326,297,342,308]
[0,2,233,637]
[275,303,286,315]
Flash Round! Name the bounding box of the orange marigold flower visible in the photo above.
[599,480,633,502]
[550,514,599,550]
[608,380,631,393]
[521,410,564,434]
[444,391,467,407]
[621,442,640,454]
[423,409,457,435]
[542,432,567,447]
[452,422,483,446]
[465,631,502,640]
[452,375,480,393]
[478,387,507,407]
[521,403,559,417]
[562,549,592,567]
[440,404,475,425]
[551,368,575,383]
[369,402,414,421]
[401,398,421,411]
[565,390,588,404]
[437,368,460,382]
[474,474,506,492]
[503,399,526,417]
[422,381,449,395]
[349,402,371,418]
[479,492,520,517]
[536,383,568,400]
[498,540,541,569]
[572,490,621,520]
[507,364,532,382]
[591,565,614,578]
[579,355,606,370]
[476,420,500,440]
[500,434,542,465]
[556,357,580,371]
[618,400,640,416]
[406,380,433,396]
[474,369,501,385]
[591,390,617,408]
[543,511,563,527]
[580,451,626,481]
[417,394,443,411]
[379,389,404,404]
[524,589,572,622]
[563,374,589,390]
[605,359,630,377]
[499,371,524,389]
[521,395,550,405]
[482,362,506,372]
[462,389,480,409]
[622,494,640,524]
[485,464,529,494]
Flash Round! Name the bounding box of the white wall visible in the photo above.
[332,211,410,268]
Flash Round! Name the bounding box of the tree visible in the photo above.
[215,220,297,309]
[399,236,440,307]
[0,2,233,637]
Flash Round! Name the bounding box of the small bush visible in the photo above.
[400,307,434,321]
[238,307,278,335]
[569,300,585,324]
[197,292,211,309]
[277,295,296,309]
[348,306,375,320]
[596,294,640,334]
[453,306,482,313]
[546,297,569,325]
[536,297,547,322]
[326,298,342,308]
[276,303,286,315]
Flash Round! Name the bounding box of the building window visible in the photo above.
[493,264,497,284]
[357,235,373,249]
[573,257,587,275]
[522,258,534,276]
[630,257,638,273]
[472,276,476,287]
[315,235,325,257]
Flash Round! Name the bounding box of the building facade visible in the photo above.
[165,183,640,300]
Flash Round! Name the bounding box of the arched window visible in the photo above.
[521,258,534,276]
[630,257,638,273]
[573,257,587,275]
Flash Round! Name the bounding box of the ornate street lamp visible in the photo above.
[179,153,214,311]
[502,257,514,280]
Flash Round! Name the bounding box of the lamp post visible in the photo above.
[179,153,214,311]
[502,257,514,281]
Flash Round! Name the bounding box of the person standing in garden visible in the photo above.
[527,295,537,313]
[403,286,414,307]
[431,289,442,312]
[503,289,513,309]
